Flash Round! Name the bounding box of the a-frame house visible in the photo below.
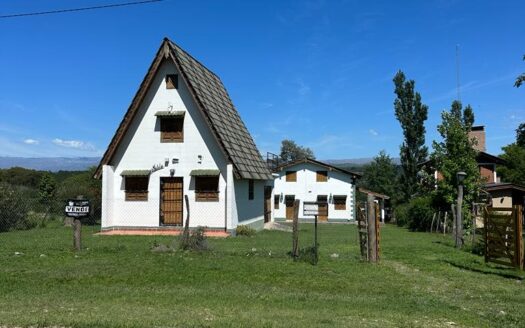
[94,38,272,232]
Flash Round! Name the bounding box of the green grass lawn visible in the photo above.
[1,222,524,328]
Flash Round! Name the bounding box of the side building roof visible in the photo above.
[94,38,272,180]
[273,158,362,180]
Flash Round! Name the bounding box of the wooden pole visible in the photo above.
[443,212,448,235]
[73,218,81,251]
[73,195,83,251]
[292,200,299,259]
[430,212,436,233]
[451,204,457,242]
[456,184,464,248]
[367,194,377,263]
[314,214,318,265]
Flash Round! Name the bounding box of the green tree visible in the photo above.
[498,144,525,185]
[515,123,525,147]
[38,172,57,204]
[515,54,525,88]
[393,70,429,201]
[431,101,481,208]
[279,139,315,162]
[359,150,400,203]
[497,124,525,185]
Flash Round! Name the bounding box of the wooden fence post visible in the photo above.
[292,199,300,259]
[72,195,83,251]
[367,194,377,263]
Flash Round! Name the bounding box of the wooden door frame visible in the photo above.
[159,177,184,226]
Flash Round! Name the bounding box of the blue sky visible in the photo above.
[0,0,523,160]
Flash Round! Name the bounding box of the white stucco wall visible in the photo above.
[272,162,356,221]
[233,178,266,227]
[102,59,230,229]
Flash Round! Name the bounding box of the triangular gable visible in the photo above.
[274,158,362,180]
[95,38,271,180]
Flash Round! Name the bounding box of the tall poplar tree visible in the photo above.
[393,71,428,201]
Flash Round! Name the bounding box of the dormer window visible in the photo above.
[166,74,178,89]
[155,111,185,143]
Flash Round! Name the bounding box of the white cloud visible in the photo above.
[23,139,39,145]
[52,138,95,151]
[369,129,379,136]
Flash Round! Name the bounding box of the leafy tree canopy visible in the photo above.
[497,144,525,185]
[38,172,57,203]
[279,139,315,163]
[515,54,525,88]
[393,70,429,201]
[431,100,481,207]
[515,123,525,147]
[359,150,400,203]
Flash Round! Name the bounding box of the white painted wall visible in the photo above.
[233,178,266,226]
[273,162,356,221]
[102,59,231,229]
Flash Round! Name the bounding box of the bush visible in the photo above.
[0,183,29,232]
[394,203,410,227]
[395,196,435,232]
[292,245,319,265]
[178,226,209,251]
[236,225,256,237]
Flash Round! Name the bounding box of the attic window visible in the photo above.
[160,117,184,142]
[286,171,297,182]
[166,74,178,89]
[316,171,328,182]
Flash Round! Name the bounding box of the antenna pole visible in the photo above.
[456,44,461,102]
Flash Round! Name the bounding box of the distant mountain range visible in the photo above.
[0,156,400,172]
[324,158,401,166]
[0,157,101,172]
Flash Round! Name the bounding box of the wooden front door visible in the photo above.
[317,195,328,221]
[285,195,295,220]
[160,177,183,225]
[264,186,272,223]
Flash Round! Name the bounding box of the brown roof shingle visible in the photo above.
[95,38,271,180]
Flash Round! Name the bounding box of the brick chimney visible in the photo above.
[469,125,486,152]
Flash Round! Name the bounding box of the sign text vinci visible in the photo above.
[65,199,91,218]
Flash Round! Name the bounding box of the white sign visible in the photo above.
[65,206,90,214]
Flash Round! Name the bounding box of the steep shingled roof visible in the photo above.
[94,38,272,180]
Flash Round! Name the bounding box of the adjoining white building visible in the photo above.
[272,158,361,222]
[94,38,272,233]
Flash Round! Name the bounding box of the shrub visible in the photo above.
[395,196,435,232]
[0,183,29,232]
[292,245,319,265]
[178,226,209,251]
[236,225,256,237]
[394,203,410,227]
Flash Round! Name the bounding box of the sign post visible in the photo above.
[64,197,90,251]
[303,201,328,265]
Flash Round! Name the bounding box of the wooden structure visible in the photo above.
[356,195,380,262]
[484,205,523,269]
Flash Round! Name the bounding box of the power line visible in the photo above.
[0,0,163,19]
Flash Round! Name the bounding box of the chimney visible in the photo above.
[469,125,486,152]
